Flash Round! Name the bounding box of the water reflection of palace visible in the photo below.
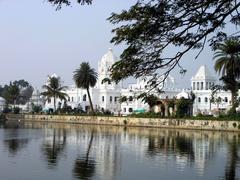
[3,122,239,180]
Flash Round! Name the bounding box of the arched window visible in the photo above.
[129,96,133,101]
[201,82,204,90]
[205,97,208,103]
[83,94,87,101]
[198,97,201,103]
[224,97,228,102]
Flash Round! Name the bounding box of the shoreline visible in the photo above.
[5,114,240,132]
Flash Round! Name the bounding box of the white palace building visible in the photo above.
[43,48,235,116]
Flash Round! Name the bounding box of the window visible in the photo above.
[83,94,87,101]
[193,82,195,90]
[205,97,208,103]
[218,97,222,102]
[110,96,112,103]
[201,82,204,90]
[129,96,133,101]
[129,108,133,112]
[197,82,199,90]
[198,97,201,103]
[224,97,228,102]
[102,96,105,102]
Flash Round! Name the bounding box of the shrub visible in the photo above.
[13,107,20,114]
[32,104,42,114]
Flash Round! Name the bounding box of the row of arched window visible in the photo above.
[67,94,87,102]
[197,97,228,103]
[192,82,214,90]
[102,96,118,103]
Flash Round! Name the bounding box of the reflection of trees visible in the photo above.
[146,131,194,161]
[4,128,29,156]
[175,136,194,161]
[4,138,29,156]
[41,129,66,168]
[224,135,240,180]
[73,129,96,180]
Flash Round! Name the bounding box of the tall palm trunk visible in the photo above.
[86,88,94,114]
[54,96,56,112]
[230,89,237,113]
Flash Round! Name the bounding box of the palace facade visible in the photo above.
[43,48,235,116]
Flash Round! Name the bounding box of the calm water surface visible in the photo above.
[0,121,240,180]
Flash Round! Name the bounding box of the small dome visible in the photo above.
[0,97,6,106]
[176,90,189,99]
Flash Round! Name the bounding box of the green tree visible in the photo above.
[41,76,68,112]
[108,1,240,86]
[48,0,92,10]
[139,93,159,112]
[73,62,98,114]
[48,0,240,87]
[213,39,240,113]
[12,79,29,88]
[3,82,20,107]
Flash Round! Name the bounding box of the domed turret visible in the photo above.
[97,48,122,89]
[176,90,189,99]
[98,48,116,75]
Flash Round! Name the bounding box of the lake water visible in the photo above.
[0,121,239,180]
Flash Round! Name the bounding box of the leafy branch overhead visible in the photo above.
[108,0,240,85]
[48,0,240,89]
[48,0,92,10]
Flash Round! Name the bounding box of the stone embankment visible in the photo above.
[6,114,240,132]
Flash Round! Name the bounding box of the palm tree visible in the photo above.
[73,62,98,114]
[213,39,240,112]
[41,75,68,112]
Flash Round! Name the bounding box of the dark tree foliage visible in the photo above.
[1,80,33,105]
[107,0,240,89]
[48,0,240,90]
[13,79,29,88]
[47,0,92,10]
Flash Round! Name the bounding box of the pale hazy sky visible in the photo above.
[0,0,228,89]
